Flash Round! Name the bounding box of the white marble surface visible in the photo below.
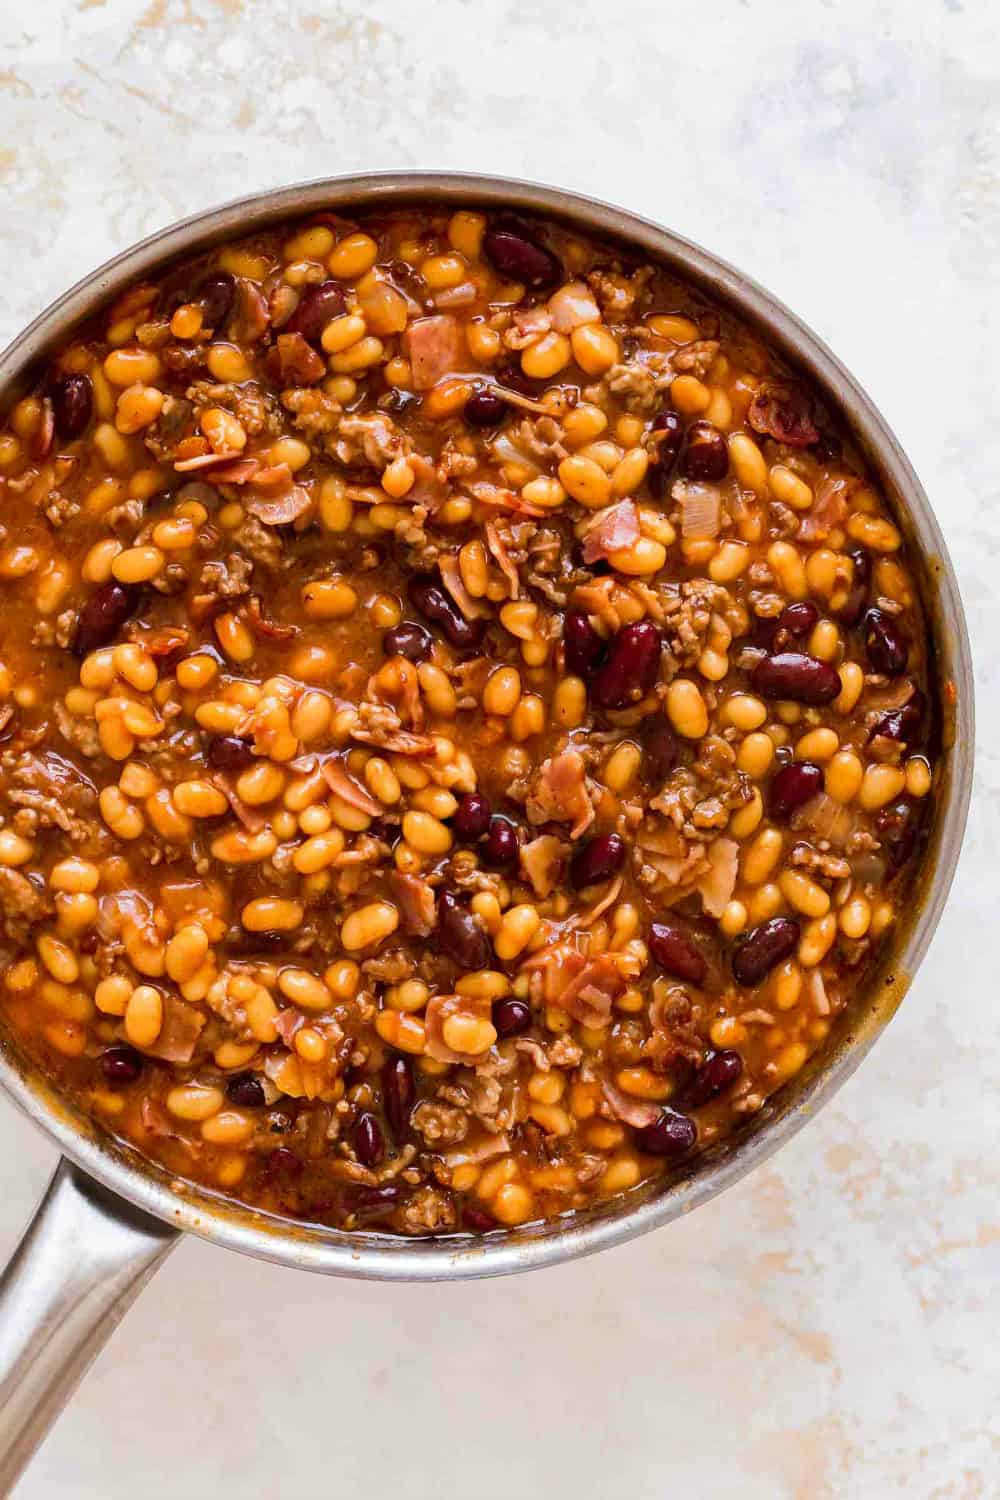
[0,1,998,1494]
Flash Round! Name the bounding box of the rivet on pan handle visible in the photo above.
[0,1158,177,1492]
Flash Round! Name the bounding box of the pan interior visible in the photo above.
[0,173,974,1279]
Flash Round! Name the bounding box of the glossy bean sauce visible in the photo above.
[0,206,935,1235]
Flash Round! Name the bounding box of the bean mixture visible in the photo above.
[0,207,934,1235]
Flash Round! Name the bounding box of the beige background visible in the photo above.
[0,1,998,1495]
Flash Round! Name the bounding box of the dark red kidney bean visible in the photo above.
[751,652,841,705]
[647,410,683,497]
[353,1112,385,1168]
[492,997,531,1038]
[453,792,492,842]
[346,1184,403,1222]
[778,601,819,639]
[863,608,909,677]
[438,890,492,969]
[571,832,626,888]
[366,817,396,847]
[483,817,519,869]
[206,734,255,772]
[732,916,800,986]
[226,926,286,956]
[636,1108,697,1157]
[768,760,823,820]
[408,576,486,650]
[283,280,346,345]
[73,581,137,656]
[464,389,507,427]
[877,798,921,873]
[681,421,729,481]
[641,719,680,782]
[494,356,543,396]
[563,610,606,677]
[682,1049,744,1108]
[833,546,871,627]
[100,1045,143,1084]
[381,1056,415,1140]
[382,388,422,416]
[648,923,707,985]
[385,256,428,303]
[51,374,93,442]
[483,226,561,287]
[383,621,432,663]
[812,432,842,462]
[264,1146,303,1179]
[749,614,780,654]
[226,1072,265,1107]
[462,1205,499,1232]
[591,621,662,710]
[869,690,924,745]
[198,271,236,331]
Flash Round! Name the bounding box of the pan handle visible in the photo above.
[0,1156,177,1491]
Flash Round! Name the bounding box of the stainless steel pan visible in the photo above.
[0,173,974,1494]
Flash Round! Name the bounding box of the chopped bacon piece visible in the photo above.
[431,281,477,310]
[552,952,624,1028]
[244,485,312,526]
[350,726,437,756]
[174,450,248,474]
[571,874,624,930]
[241,595,298,643]
[338,411,404,470]
[526,749,595,839]
[388,871,437,937]
[581,500,640,563]
[404,315,463,390]
[443,1133,511,1168]
[132,624,190,660]
[140,1097,196,1152]
[547,280,601,333]
[602,1080,661,1130]
[748,379,820,448]
[515,1038,550,1071]
[249,463,295,491]
[231,277,270,343]
[519,834,567,899]
[266,332,326,386]
[505,307,552,349]
[321,757,383,818]
[141,997,205,1064]
[484,520,520,599]
[407,454,449,509]
[212,457,267,484]
[797,475,851,544]
[210,774,267,832]
[466,481,546,518]
[274,1009,305,1046]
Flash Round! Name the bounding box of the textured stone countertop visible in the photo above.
[0,2,997,1495]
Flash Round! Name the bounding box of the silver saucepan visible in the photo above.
[0,172,974,1493]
